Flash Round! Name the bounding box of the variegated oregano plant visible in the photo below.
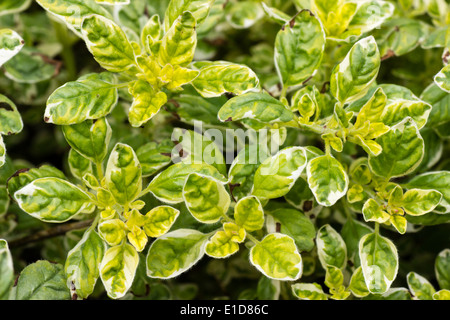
[0,0,449,301]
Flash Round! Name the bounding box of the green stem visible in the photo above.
[246,233,260,245]
[89,213,101,231]
[95,161,104,181]
[221,212,234,224]
[325,140,331,156]
[280,86,288,101]
[374,222,380,235]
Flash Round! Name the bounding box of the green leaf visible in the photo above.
[159,11,197,68]
[136,140,173,177]
[306,155,349,207]
[147,162,227,204]
[435,64,450,93]
[324,265,344,289]
[0,240,14,300]
[143,205,180,238]
[171,128,226,176]
[99,243,139,299]
[44,73,119,125]
[98,219,127,246]
[36,0,112,33]
[316,224,347,270]
[269,208,316,252]
[359,232,399,294]
[330,36,380,104]
[183,173,230,224]
[257,275,280,300]
[0,29,25,67]
[16,261,70,300]
[377,18,429,57]
[0,0,31,17]
[14,177,92,223]
[172,94,224,126]
[354,87,387,125]
[62,118,111,163]
[435,249,450,290]
[368,118,424,179]
[96,0,130,4]
[0,186,8,217]
[141,14,163,54]
[362,198,390,223]
[68,149,93,180]
[146,229,208,279]
[397,189,443,216]
[0,137,4,168]
[292,283,328,300]
[404,172,450,213]
[234,196,265,232]
[349,267,370,298]
[225,0,264,29]
[284,177,315,211]
[407,272,436,300]
[7,165,66,197]
[164,0,214,31]
[127,226,148,252]
[128,80,168,127]
[422,26,448,49]
[252,147,307,200]
[433,289,450,300]
[0,94,23,135]
[381,99,432,130]
[363,287,412,300]
[228,144,270,200]
[205,222,246,258]
[218,91,295,123]
[105,143,142,206]
[274,9,326,88]
[348,1,394,34]
[261,2,290,25]
[81,15,137,73]
[65,228,105,299]
[341,217,373,267]
[192,61,260,98]
[250,233,302,280]
[3,47,57,84]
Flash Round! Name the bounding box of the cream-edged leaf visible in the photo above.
[14,177,92,223]
[330,36,380,104]
[306,155,349,207]
[65,228,105,299]
[369,118,424,179]
[99,243,139,299]
[105,143,142,206]
[0,29,25,67]
[192,61,260,98]
[250,233,303,281]
[252,147,307,200]
[275,10,326,88]
[359,232,399,294]
[316,224,347,270]
[81,15,137,73]
[44,73,118,125]
[146,229,208,279]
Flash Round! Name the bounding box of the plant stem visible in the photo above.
[95,161,104,181]
[8,219,94,248]
[246,233,260,245]
[374,222,380,235]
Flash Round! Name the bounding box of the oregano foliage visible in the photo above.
[0,0,449,302]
